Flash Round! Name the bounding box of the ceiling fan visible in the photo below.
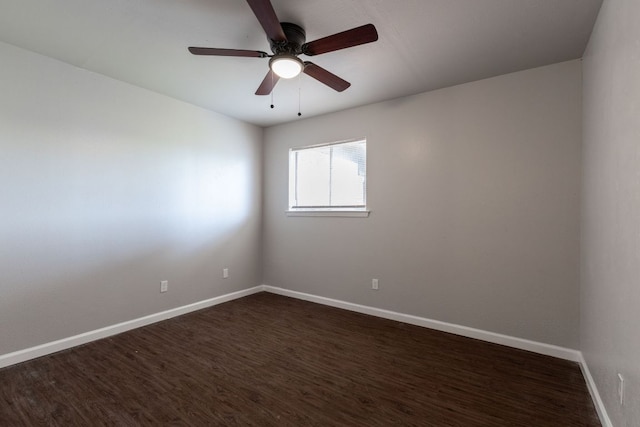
[188,0,378,95]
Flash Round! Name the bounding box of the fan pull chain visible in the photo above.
[270,71,275,109]
[297,73,302,117]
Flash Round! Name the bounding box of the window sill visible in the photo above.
[286,210,370,218]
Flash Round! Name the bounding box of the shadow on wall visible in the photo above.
[0,215,259,356]
[0,148,261,356]
[0,39,264,358]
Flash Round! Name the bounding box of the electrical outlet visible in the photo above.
[223,268,229,279]
[372,278,379,290]
[618,373,625,406]
[160,280,168,293]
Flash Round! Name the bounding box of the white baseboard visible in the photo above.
[578,353,613,427]
[263,285,616,426]
[1,283,611,427]
[262,285,581,361]
[0,284,581,365]
[0,286,263,369]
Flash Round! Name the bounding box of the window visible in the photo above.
[288,139,368,216]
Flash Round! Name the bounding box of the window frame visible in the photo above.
[287,138,370,217]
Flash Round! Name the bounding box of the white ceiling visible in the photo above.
[0,0,601,127]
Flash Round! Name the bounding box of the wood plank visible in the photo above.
[0,293,600,426]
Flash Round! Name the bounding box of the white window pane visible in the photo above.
[330,141,366,206]
[295,148,330,206]
[289,139,366,210]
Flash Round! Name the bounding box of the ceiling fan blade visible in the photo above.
[302,24,378,56]
[255,69,280,95]
[303,62,351,92]
[188,47,269,58]
[246,0,287,42]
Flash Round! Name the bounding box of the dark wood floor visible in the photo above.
[0,292,600,426]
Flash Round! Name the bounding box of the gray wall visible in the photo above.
[582,0,640,424]
[0,42,263,355]
[263,60,582,348]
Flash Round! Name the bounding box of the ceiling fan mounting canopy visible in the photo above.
[270,22,306,55]
[187,0,378,95]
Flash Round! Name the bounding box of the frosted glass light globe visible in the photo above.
[270,55,303,79]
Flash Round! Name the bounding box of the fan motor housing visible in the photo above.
[270,22,306,55]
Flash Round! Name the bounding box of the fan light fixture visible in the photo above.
[269,54,303,79]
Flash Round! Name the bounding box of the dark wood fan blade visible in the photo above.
[188,47,269,58]
[302,24,378,56]
[303,62,351,92]
[255,69,280,95]
[246,0,287,42]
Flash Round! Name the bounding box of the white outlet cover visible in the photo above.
[160,280,168,293]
